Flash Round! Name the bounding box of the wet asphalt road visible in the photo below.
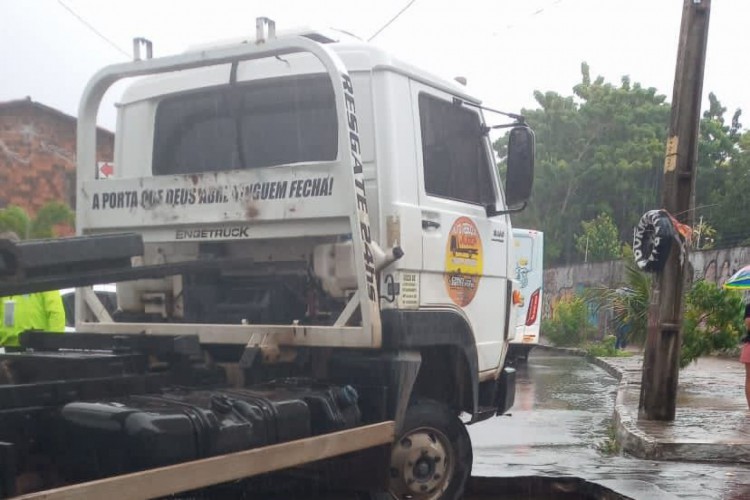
[468,351,750,500]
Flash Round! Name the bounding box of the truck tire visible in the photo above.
[633,209,674,273]
[387,399,472,500]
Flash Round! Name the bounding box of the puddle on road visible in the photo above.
[515,356,618,413]
[471,352,750,500]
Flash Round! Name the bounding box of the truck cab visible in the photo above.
[68,21,534,499]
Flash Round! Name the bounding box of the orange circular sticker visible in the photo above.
[444,217,483,306]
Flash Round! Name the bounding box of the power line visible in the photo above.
[493,0,564,35]
[57,0,130,59]
[368,0,418,42]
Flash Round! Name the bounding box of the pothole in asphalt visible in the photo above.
[466,476,634,499]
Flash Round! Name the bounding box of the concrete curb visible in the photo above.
[534,344,750,463]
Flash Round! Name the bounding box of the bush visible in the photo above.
[30,202,75,238]
[0,202,75,239]
[542,295,596,347]
[680,280,744,367]
[585,249,651,347]
[584,335,631,357]
[0,205,31,238]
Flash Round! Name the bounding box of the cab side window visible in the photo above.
[419,93,494,205]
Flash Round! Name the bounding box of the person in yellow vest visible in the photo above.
[0,232,66,346]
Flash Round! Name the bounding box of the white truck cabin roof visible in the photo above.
[118,28,481,107]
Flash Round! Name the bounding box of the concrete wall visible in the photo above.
[544,245,750,325]
[690,246,750,288]
[543,259,626,322]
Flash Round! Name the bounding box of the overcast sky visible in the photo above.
[1,0,746,131]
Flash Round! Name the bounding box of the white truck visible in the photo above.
[0,19,534,500]
[508,229,544,362]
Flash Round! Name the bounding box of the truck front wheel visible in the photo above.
[387,400,472,500]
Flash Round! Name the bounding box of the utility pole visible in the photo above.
[639,0,711,421]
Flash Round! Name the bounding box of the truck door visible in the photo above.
[410,82,511,372]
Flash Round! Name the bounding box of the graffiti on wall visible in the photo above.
[543,245,750,338]
[542,285,574,320]
[698,258,736,288]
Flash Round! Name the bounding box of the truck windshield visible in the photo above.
[152,74,337,175]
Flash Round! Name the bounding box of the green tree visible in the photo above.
[497,63,670,265]
[495,65,747,263]
[680,280,743,367]
[699,126,750,247]
[694,94,741,225]
[692,219,717,250]
[575,213,622,262]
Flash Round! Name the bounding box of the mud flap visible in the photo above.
[495,366,516,415]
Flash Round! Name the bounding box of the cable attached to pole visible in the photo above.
[368,0,418,41]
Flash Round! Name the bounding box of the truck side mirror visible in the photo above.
[505,126,535,208]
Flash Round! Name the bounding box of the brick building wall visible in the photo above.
[0,98,114,216]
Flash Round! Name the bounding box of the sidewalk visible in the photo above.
[594,353,750,463]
